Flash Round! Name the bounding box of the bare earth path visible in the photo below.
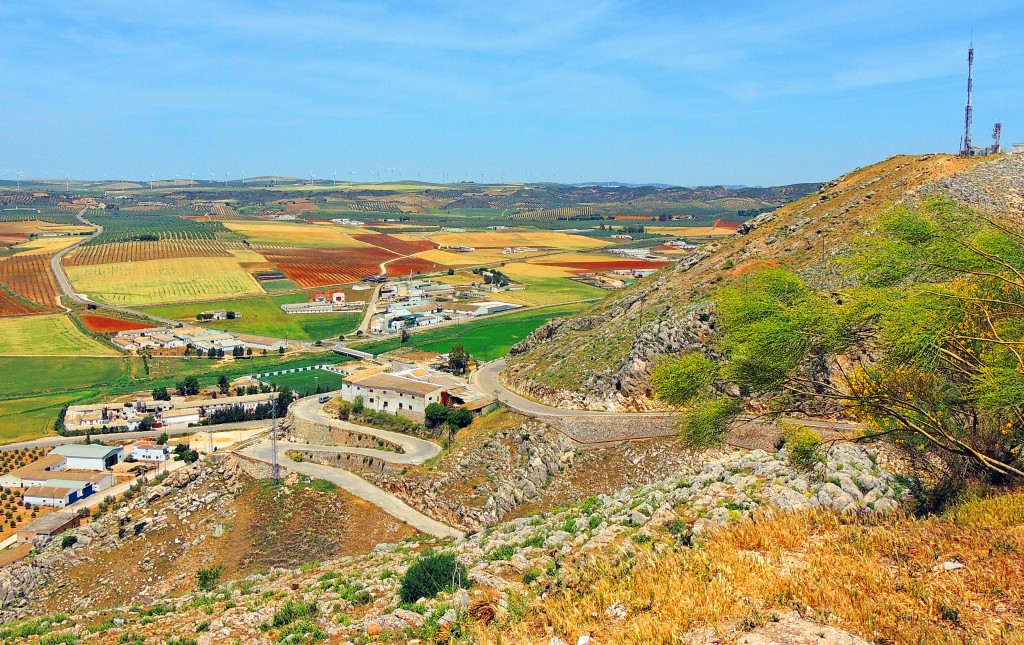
[239,393,462,538]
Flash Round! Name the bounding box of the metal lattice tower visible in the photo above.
[961,43,974,156]
[992,122,1002,154]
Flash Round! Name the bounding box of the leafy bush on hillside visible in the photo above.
[398,551,469,603]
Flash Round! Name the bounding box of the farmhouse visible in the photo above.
[17,512,79,544]
[132,441,170,461]
[50,444,123,471]
[341,373,443,414]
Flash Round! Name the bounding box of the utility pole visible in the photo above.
[961,42,974,156]
[271,390,280,485]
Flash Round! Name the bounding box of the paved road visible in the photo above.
[238,393,460,538]
[472,359,674,418]
[49,209,178,325]
[289,395,441,463]
[0,420,271,452]
[473,359,862,435]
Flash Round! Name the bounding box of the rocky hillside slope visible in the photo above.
[0,441,943,644]
[502,153,1016,410]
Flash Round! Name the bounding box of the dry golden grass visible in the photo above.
[8,236,82,255]
[479,494,1024,644]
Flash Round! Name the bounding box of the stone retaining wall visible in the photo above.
[288,450,402,476]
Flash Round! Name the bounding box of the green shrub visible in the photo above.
[651,353,717,406]
[679,397,741,448]
[522,568,540,584]
[267,599,318,629]
[780,423,823,470]
[485,544,516,562]
[398,551,469,604]
[60,534,77,549]
[196,566,223,591]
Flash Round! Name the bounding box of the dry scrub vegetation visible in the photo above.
[482,493,1024,644]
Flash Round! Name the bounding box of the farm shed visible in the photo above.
[50,444,123,471]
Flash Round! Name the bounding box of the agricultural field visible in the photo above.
[0,391,97,444]
[65,238,233,266]
[224,221,367,247]
[0,314,118,356]
[6,236,83,255]
[141,294,362,341]
[349,233,436,255]
[496,262,609,305]
[83,213,226,245]
[429,230,612,250]
[264,369,345,396]
[415,248,540,266]
[645,225,737,237]
[0,356,127,399]
[79,314,154,334]
[0,251,62,314]
[65,252,264,306]
[383,256,446,277]
[354,302,592,360]
[257,246,396,288]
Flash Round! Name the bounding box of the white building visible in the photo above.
[341,373,443,414]
[159,408,201,427]
[49,444,123,471]
[132,441,170,462]
[24,480,92,507]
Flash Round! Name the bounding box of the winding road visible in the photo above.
[238,392,462,539]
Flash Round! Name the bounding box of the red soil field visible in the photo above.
[0,254,60,315]
[385,257,444,277]
[351,233,436,256]
[80,315,154,333]
[258,246,398,289]
[538,260,673,271]
[0,290,42,316]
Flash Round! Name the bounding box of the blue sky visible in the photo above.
[2,1,1022,186]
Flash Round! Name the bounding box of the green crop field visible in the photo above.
[264,370,345,396]
[0,314,120,356]
[260,278,301,291]
[0,356,127,399]
[0,390,99,444]
[141,295,362,341]
[354,302,591,360]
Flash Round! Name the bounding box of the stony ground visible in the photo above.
[0,441,918,644]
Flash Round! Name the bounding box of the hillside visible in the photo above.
[501,153,1013,411]
[1,445,1020,644]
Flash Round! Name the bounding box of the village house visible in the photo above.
[131,441,170,461]
[17,512,79,544]
[23,481,92,507]
[341,373,443,414]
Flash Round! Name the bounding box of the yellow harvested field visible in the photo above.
[66,253,264,306]
[415,249,517,266]
[224,221,369,248]
[9,236,82,255]
[647,226,736,236]
[0,314,118,356]
[429,231,610,250]
[525,252,617,264]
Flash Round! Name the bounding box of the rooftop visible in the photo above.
[23,485,75,499]
[19,512,77,535]
[349,373,443,396]
[50,444,123,460]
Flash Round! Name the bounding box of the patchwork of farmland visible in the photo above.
[64,253,264,306]
[384,256,444,276]
[350,233,436,255]
[65,238,234,266]
[225,221,367,247]
[429,230,612,250]
[257,246,397,288]
[0,253,61,314]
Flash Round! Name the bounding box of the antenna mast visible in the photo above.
[961,42,974,156]
[991,122,1002,154]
